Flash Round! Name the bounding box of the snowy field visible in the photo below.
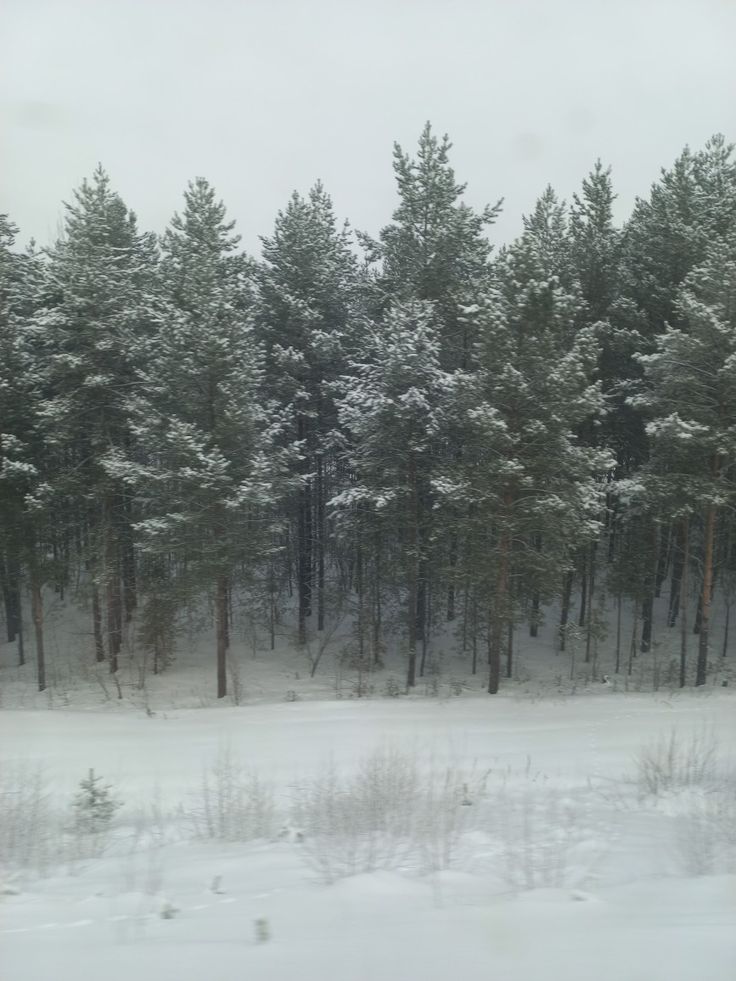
[1,676,735,980]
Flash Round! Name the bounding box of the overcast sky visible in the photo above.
[2,0,735,254]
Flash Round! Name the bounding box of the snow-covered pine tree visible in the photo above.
[363,121,502,371]
[451,189,612,693]
[257,183,358,645]
[331,301,459,687]
[629,231,736,685]
[108,178,295,698]
[0,217,56,688]
[36,167,159,672]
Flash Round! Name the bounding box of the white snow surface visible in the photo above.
[1,690,735,981]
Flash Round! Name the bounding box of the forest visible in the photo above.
[2,123,735,699]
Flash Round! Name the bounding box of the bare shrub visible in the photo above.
[291,746,484,883]
[635,729,719,797]
[674,771,736,876]
[495,785,589,890]
[0,763,55,876]
[188,746,275,841]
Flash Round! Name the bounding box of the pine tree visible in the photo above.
[108,178,295,698]
[37,167,159,671]
[332,301,458,686]
[453,190,611,692]
[257,183,358,644]
[364,121,502,370]
[630,232,736,685]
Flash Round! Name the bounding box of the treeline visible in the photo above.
[1,124,735,696]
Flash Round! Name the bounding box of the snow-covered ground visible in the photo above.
[1,687,735,981]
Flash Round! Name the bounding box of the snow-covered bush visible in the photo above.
[188,746,275,841]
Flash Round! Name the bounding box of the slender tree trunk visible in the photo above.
[584,542,596,663]
[559,570,574,652]
[215,572,229,699]
[31,566,46,692]
[529,536,541,637]
[446,534,458,622]
[722,598,730,658]
[372,530,383,666]
[696,501,717,687]
[578,550,588,627]
[1,551,21,643]
[506,619,514,679]
[655,524,671,598]
[668,523,684,627]
[92,581,105,662]
[615,592,622,674]
[406,458,419,688]
[680,518,690,688]
[316,455,325,632]
[628,600,639,676]
[489,518,511,695]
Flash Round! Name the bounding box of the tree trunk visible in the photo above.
[696,501,717,687]
[489,518,511,695]
[679,518,690,688]
[559,570,574,652]
[584,542,596,662]
[31,568,46,692]
[406,457,419,688]
[668,523,684,627]
[529,536,541,637]
[446,535,458,621]
[92,582,105,662]
[1,551,21,643]
[578,550,588,627]
[316,455,325,632]
[216,573,229,699]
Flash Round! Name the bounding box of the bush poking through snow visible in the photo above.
[634,729,718,798]
[0,763,55,875]
[290,747,486,882]
[73,769,122,835]
[188,746,275,841]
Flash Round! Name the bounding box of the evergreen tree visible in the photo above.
[37,167,159,670]
[108,178,295,698]
[629,232,736,685]
[257,182,358,644]
[332,301,458,686]
[453,191,611,692]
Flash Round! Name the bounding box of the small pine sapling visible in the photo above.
[73,768,122,835]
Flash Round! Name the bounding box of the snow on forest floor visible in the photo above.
[1,592,736,980]
[1,689,735,980]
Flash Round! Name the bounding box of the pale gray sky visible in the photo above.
[2,0,735,253]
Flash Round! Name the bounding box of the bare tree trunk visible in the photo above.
[489,514,511,695]
[680,518,689,688]
[668,522,684,627]
[406,457,419,688]
[92,581,105,662]
[578,550,588,627]
[216,573,229,699]
[615,592,622,673]
[584,542,596,663]
[696,501,717,687]
[31,567,46,692]
[316,455,325,632]
[559,570,574,652]
[446,535,457,622]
